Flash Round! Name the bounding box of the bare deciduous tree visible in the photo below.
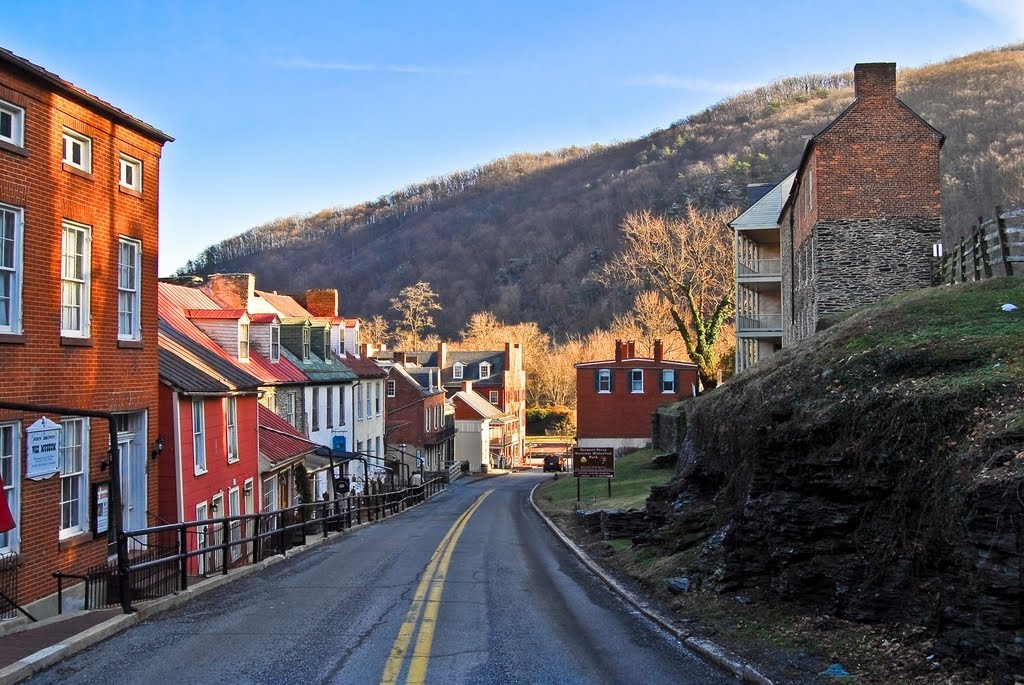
[360,315,390,349]
[601,206,735,389]
[390,281,441,348]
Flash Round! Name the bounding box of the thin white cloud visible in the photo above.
[274,57,471,75]
[962,0,1024,37]
[629,74,758,94]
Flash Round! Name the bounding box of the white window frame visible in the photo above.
[326,386,334,429]
[59,417,89,538]
[228,486,241,561]
[0,422,20,553]
[479,362,491,379]
[226,396,239,463]
[270,325,280,362]
[0,204,24,334]
[597,369,611,393]
[311,387,320,432]
[489,390,499,404]
[195,502,209,575]
[193,398,207,474]
[452,363,464,380]
[61,221,91,337]
[302,327,310,361]
[119,153,142,192]
[386,380,396,398]
[661,369,677,393]
[338,387,345,425]
[238,322,250,361]
[366,384,373,417]
[631,369,644,393]
[375,382,381,415]
[62,128,92,172]
[0,100,25,147]
[356,385,363,420]
[117,237,141,341]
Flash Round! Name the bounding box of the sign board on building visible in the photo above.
[572,447,614,478]
[92,481,110,537]
[25,417,61,480]
[332,435,347,452]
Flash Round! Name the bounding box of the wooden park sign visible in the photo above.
[572,446,614,502]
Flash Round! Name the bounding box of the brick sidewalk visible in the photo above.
[0,610,119,669]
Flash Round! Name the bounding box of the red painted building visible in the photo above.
[0,48,172,611]
[575,340,698,450]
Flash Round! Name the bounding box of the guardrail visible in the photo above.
[53,479,445,614]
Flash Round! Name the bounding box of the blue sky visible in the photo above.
[3,1,1022,275]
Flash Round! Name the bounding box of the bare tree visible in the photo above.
[601,206,735,389]
[390,281,441,348]
[361,315,390,349]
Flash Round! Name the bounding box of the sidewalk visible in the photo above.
[0,609,120,670]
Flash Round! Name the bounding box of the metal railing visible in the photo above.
[737,257,782,277]
[54,479,446,613]
[737,313,783,332]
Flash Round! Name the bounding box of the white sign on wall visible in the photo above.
[26,417,61,480]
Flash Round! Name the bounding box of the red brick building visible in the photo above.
[383,363,454,476]
[575,340,697,450]
[0,48,172,611]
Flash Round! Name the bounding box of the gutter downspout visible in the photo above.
[172,391,184,524]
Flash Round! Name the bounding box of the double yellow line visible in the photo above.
[379,489,493,685]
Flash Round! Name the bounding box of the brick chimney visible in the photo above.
[304,289,339,317]
[204,273,254,311]
[614,339,623,362]
[438,342,447,370]
[461,380,473,393]
[504,342,512,371]
[854,62,896,100]
[627,340,636,358]
[653,339,663,362]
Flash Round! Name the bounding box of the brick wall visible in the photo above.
[0,59,169,607]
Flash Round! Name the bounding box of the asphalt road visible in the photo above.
[26,473,731,685]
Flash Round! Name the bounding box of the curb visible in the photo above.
[0,491,446,685]
[529,482,773,685]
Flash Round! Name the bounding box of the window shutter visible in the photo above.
[594,370,600,392]
[674,370,680,393]
[609,371,615,392]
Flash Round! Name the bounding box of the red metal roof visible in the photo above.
[249,313,279,324]
[159,283,308,385]
[255,290,313,318]
[186,308,247,319]
[339,353,387,378]
[258,404,314,465]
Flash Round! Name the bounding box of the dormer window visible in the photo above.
[479,362,491,379]
[238,323,250,361]
[453,363,464,380]
[302,327,310,361]
[270,325,280,362]
[324,336,330,363]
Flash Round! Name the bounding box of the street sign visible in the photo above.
[572,447,614,478]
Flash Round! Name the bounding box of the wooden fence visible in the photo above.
[935,205,1023,285]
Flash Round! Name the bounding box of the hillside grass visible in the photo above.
[533,448,673,515]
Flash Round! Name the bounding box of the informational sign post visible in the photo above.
[572,447,615,502]
[25,417,61,480]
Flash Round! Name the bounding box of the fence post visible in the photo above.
[179,526,189,591]
[957,236,967,283]
[978,221,994,279]
[971,225,980,281]
[222,520,230,575]
[322,502,329,539]
[995,205,1013,277]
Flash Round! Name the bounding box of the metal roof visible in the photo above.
[255,290,313,318]
[258,404,314,465]
[452,390,508,420]
[158,322,263,392]
[729,172,797,229]
[186,309,247,320]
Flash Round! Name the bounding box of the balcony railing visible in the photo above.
[737,258,782,277]
[737,313,783,332]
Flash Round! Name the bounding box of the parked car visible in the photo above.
[543,455,565,472]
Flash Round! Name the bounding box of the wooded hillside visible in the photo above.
[180,45,1024,338]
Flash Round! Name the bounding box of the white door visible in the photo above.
[196,503,208,575]
[115,412,147,551]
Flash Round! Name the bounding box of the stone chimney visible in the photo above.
[438,342,447,370]
[653,339,663,362]
[204,273,255,311]
[304,289,339,317]
[627,340,636,358]
[614,339,623,362]
[854,62,896,100]
[461,380,473,393]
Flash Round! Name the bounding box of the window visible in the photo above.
[62,129,91,172]
[356,385,363,420]
[61,221,90,337]
[376,437,382,459]
[489,390,499,404]
[386,380,396,398]
[228,487,241,561]
[323,336,330,362]
[312,387,320,432]
[326,387,334,429]
[631,369,644,393]
[302,327,310,361]
[375,383,381,415]
[597,369,612,393]
[270,325,280,362]
[238,323,250,360]
[661,369,677,393]
[338,386,345,425]
[193,398,206,473]
[0,423,19,552]
[452,363,463,380]
[0,204,23,334]
[226,397,238,463]
[479,362,491,379]
[117,238,140,340]
[366,384,373,417]
[0,101,24,147]
[119,154,142,192]
[59,418,88,537]
[425,406,431,431]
